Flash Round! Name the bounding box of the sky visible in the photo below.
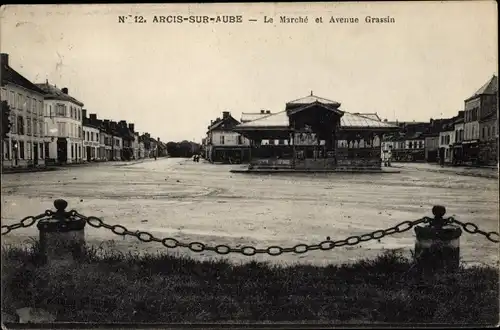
[0,2,497,143]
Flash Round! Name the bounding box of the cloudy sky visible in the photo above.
[0,2,497,142]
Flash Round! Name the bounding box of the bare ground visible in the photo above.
[1,158,498,267]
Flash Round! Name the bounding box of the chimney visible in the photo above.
[89,114,97,121]
[128,123,135,132]
[82,109,87,119]
[0,53,8,66]
[61,87,68,94]
[266,110,271,114]
[260,110,265,114]
[222,111,230,119]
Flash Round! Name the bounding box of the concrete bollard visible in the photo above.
[36,199,86,267]
[414,205,462,273]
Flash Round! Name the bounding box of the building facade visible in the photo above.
[1,53,47,168]
[132,132,140,159]
[82,113,100,162]
[36,83,84,164]
[477,76,498,166]
[438,122,455,164]
[206,111,250,163]
[462,75,498,165]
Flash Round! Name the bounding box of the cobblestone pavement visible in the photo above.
[1,158,498,267]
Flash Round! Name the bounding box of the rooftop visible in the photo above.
[35,82,84,107]
[0,54,45,94]
[236,109,398,129]
[466,75,498,101]
[286,92,341,108]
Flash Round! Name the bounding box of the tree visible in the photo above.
[1,100,12,140]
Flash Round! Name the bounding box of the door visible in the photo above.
[57,138,68,163]
[86,146,91,162]
[33,144,38,166]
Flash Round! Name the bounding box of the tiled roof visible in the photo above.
[340,112,397,128]
[1,63,45,94]
[35,83,84,106]
[286,93,341,107]
[466,75,498,100]
[241,112,270,123]
[353,113,381,121]
[236,110,398,129]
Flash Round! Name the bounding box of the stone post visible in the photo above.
[36,199,86,267]
[414,205,462,273]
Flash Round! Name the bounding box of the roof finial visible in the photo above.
[310,90,313,96]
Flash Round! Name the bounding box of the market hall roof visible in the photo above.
[235,94,398,130]
[235,109,398,130]
[286,92,341,108]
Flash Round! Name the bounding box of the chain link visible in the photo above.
[1,211,53,236]
[448,217,500,243]
[72,211,433,256]
[4,209,498,254]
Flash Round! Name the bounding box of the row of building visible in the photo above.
[1,53,167,168]
[381,75,498,166]
[201,75,498,168]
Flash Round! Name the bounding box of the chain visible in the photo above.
[447,217,500,243]
[73,211,431,256]
[1,210,54,235]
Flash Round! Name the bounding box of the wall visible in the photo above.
[83,125,100,160]
[464,97,480,141]
[1,83,46,168]
[43,99,84,163]
[210,131,250,146]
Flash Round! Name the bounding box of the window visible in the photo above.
[9,91,15,108]
[39,143,44,159]
[17,116,24,135]
[70,107,74,119]
[49,105,54,117]
[3,140,10,160]
[39,121,44,137]
[33,119,38,136]
[86,131,89,141]
[78,109,81,121]
[56,104,66,116]
[39,101,43,116]
[10,113,17,134]
[19,141,25,159]
[26,117,32,135]
[31,98,36,113]
[17,94,21,110]
[91,132,94,141]
[0,88,6,101]
[44,142,50,159]
[96,133,99,142]
[220,135,225,144]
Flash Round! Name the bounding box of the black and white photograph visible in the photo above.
[0,2,498,328]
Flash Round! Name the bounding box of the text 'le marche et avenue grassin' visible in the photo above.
[146,15,396,24]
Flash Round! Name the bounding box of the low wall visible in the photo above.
[250,157,382,170]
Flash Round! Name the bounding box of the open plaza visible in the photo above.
[1,157,498,268]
